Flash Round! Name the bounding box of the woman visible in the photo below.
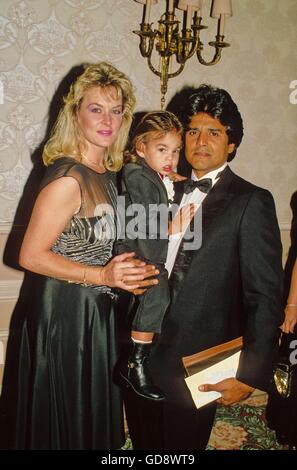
[0,62,157,450]
[281,258,297,334]
[266,256,297,449]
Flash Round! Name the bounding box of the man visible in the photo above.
[123,85,283,450]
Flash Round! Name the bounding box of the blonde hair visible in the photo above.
[125,110,183,164]
[43,62,136,171]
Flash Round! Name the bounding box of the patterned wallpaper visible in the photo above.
[0,0,296,227]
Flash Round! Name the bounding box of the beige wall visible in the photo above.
[0,0,297,382]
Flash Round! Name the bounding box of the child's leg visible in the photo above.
[119,268,169,401]
[131,269,169,334]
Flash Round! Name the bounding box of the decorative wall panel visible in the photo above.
[0,0,296,227]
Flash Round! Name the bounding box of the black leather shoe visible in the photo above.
[120,342,165,401]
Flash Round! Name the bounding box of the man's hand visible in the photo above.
[168,203,196,236]
[124,263,160,295]
[127,278,158,295]
[198,378,255,406]
[168,171,187,182]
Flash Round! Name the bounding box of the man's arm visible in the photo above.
[200,189,283,404]
[236,189,283,391]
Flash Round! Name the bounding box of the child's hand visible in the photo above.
[280,305,297,334]
[168,171,187,182]
[168,203,196,235]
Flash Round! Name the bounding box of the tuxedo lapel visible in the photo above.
[173,181,184,206]
[170,167,235,301]
[170,181,184,219]
[200,166,234,236]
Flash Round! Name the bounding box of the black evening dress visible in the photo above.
[0,157,124,450]
[266,329,297,448]
[266,205,297,449]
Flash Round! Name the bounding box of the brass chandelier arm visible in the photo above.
[196,47,223,66]
[133,28,155,58]
[147,57,161,77]
[197,37,230,66]
[175,32,197,64]
[147,57,185,79]
[168,63,185,79]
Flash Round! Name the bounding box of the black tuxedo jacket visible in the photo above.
[154,166,283,392]
[116,158,169,264]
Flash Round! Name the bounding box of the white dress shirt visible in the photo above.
[165,163,228,276]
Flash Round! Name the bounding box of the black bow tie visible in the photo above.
[184,178,212,194]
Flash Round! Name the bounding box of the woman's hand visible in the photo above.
[168,171,187,182]
[280,305,297,334]
[281,259,297,334]
[100,252,159,292]
[122,261,159,295]
[168,203,196,236]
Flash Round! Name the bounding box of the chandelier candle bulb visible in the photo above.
[186,5,193,30]
[219,14,225,35]
[168,0,174,12]
[144,0,152,23]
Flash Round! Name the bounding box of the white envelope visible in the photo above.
[185,351,241,409]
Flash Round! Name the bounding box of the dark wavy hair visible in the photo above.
[181,84,244,161]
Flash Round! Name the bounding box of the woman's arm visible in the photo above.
[20,176,157,291]
[281,258,297,334]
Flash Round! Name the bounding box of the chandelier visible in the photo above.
[133,0,233,108]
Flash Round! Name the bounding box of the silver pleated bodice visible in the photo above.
[41,156,118,296]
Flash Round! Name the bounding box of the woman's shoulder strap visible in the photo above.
[40,156,83,191]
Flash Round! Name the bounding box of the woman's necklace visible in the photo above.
[81,153,106,173]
